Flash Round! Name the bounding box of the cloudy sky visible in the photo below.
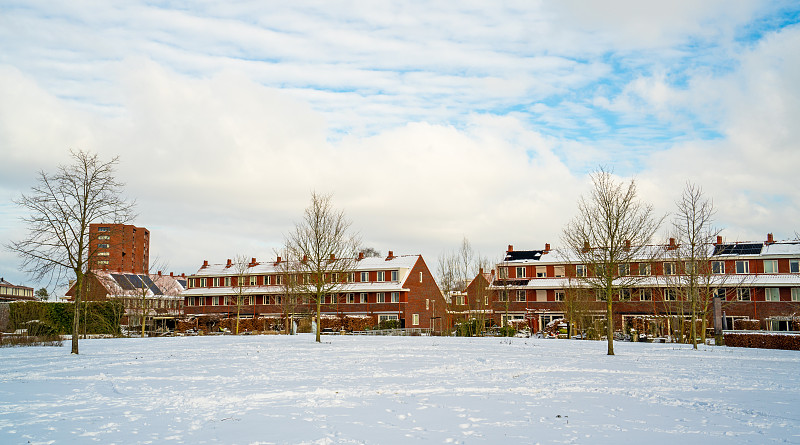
[1,1,799,293]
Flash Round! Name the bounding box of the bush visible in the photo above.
[7,301,122,335]
[724,332,800,350]
[378,319,401,330]
[733,319,761,330]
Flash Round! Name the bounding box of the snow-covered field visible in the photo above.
[1,335,798,444]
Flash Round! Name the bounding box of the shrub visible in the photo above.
[733,319,761,330]
[724,332,800,350]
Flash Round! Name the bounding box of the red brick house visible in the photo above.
[182,252,446,331]
[89,223,150,274]
[476,235,800,334]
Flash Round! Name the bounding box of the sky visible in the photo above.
[1,1,799,294]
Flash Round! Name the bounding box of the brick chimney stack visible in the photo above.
[226,259,232,267]
[358,252,364,261]
[386,251,394,260]
[202,260,208,268]
[507,245,514,252]
[716,235,723,245]
[767,233,774,244]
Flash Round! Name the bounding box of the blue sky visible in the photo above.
[1,1,799,293]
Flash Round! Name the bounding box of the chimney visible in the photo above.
[302,255,308,263]
[582,241,590,252]
[157,271,162,276]
[716,235,723,245]
[358,252,364,261]
[544,243,551,253]
[479,267,484,274]
[767,233,774,245]
[226,259,232,267]
[508,245,514,252]
[329,253,335,262]
[202,260,208,268]
[274,256,282,265]
[181,273,185,278]
[668,238,677,250]
[251,257,257,265]
[386,250,394,261]
[170,272,174,277]
[624,240,631,251]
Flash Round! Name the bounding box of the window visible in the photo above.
[249,276,257,286]
[246,296,254,305]
[361,271,369,282]
[554,266,565,278]
[426,299,429,310]
[684,261,697,275]
[765,288,780,301]
[347,293,355,304]
[575,265,586,277]
[737,288,751,301]
[516,290,526,302]
[225,277,231,287]
[377,271,385,282]
[618,264,629,277]
[391,292,399,303]
[377,292,385,303]
[412,314,419,326]
[98,227,110,232]
[639,289,652,301]
[212,296,220,306]
[224,296,231,305]
[712,261,725,274]
[516,267,526,278]
[275,275,281,285]
[360,292,368,303]
[332,273,338,283]
[638,263,651,276]
[554,290,565,302]
[714,288,727,299]
[735,261,749,274]
[536,266,547,278]
[499,291,508,302]
[348,273,355,283]
[378,314,398,323]
[792,288,800,302]
[200,278,207,287]
[391,270,398,281]
[212,277,219,287]
[97,252,110,256]
[791,260,800,274]
[97,260,109,265]
[98,235,110,240]
[98,243,109,248]
[595,265,606,278]
[595,290,606,301]
[763,260,778,274]
[663,262,676,275]
[419,272,423,283]
[188,297,196,306]
[619,288,631,301]
[499,267,508,279]
[664,289,677,301]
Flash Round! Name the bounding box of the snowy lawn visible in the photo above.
[1,335,798,444]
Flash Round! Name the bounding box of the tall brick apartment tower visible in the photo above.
[89,223,150,274]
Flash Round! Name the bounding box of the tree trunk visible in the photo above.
[606,289,614,355]
[315,297,322,343]
[71,274,82,354]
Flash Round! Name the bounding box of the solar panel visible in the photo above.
[111,274,136,291]
[505,250,543,261]
[140,275,162,295]
[712,243,763,256]
[125,274,145,290]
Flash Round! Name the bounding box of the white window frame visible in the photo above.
[391,270,398,282]
[516,266,526,278]
[225,277,231,287]
[516,290,526,302]
[712,261,725,274]
[412,314,419,326]
[554,266,565,278]
[212,296,220,306]
[347,293,355,304]
[763,260,778,274]
[735,260,749,274]
[361,271,369,282]
[98,235,110,240]
[792,288,800,302]
[377,292,385,303]
[499,291,508,302]
[200,278,207,287]
[618,264,629,277]
[619,288,631,301]
[249,276,257,286]
[378,314,398,323]
[791,260,800,274]
[737,288,751,301]
[663,262,676,275]
[536,266,547,278]
[664,289,677,301]
[638,263,651,276]
[639,289,652,301]
[377,271,385,282]
[554,290,565,302]
[360,292,368,303]
[575,265,586,277]
[97,252,110,256]
[391,292,399,303]
[765,288,780,301]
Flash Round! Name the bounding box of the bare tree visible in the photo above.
[273,250,303,334]
[229,255,252,335]
[359,247,382,258]
[285,192,360,343]
[562,168,662,355]
[6,150,134,354]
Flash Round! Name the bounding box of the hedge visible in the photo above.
[724,332,800,350]
[7,301,123,336]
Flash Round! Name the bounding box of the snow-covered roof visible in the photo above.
[182,281,410,296]
[192,255,420,277]
[93,271,185,299]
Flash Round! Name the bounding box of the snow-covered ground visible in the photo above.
[1,335,798,444]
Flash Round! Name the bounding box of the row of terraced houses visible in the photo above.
[68,223,800,333]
